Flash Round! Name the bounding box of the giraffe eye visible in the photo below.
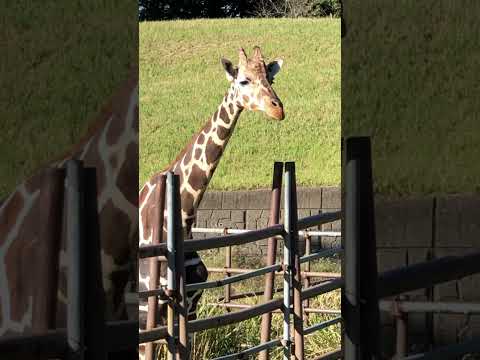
[239,80,249,86]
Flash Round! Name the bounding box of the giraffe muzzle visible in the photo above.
[266,100,285,120]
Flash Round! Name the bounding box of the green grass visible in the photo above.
[157,252,342,359]
[342,1,480,197]
[0,1,137,199]
[140,18,340,190]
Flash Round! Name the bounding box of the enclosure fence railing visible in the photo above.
[343,137,480,360]
[0,160,137,359]
[138,162,343,360]
[190,226,341,318]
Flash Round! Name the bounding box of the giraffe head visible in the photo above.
[221,46,284,120]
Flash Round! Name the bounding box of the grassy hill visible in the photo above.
[342,1,480,197]
[139,18,341,190]
[0,1,136,199]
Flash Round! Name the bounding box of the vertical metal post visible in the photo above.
[343,137,380,360]
[167,172,178,360]
[83,167,106,360]
[260,161,283,360]
[303,234,311,322]
[285,162,304,360]
[66,160,85,360]
[33,169,64,332]
[283,165,292,360]
[173,174,188,360]
[146,175,166,360]
[225,245,232,304]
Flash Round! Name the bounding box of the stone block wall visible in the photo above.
[193,187,341,257]
[375,194,480,356]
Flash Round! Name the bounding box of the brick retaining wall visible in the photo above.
[375,194,480,355]
[193,187,342,256]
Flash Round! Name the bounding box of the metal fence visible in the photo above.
[0,160,137,359]
[191,226,341,320]
[138,162,343,360]
[343,136,480,360]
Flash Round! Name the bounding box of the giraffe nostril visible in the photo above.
[271,100,278,107]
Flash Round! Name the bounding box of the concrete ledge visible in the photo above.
[199,187,330,210]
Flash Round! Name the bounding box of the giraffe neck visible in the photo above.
[169,84,243,230]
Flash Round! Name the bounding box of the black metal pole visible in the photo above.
[66,160,85,360]
[83,166,107,360]
[343,137,380,359]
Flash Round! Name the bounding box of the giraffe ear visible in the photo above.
[221,58,237,82]
[267,59,283,82]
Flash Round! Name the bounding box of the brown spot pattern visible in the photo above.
[181,191,195,215]
[228,103,234,115]
[217,125,229,140]
[219,106,230,124]
[100,200,131,264]
[189,164,206,191]
[194,148,202,160]
[242,95,250,103]
[205,137,223,165]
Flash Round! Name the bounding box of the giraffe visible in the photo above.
[0,68,139,346]
[138,46,284,357]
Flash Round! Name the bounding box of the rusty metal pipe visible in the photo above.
[225,245,232,305]
[259,162,283,360]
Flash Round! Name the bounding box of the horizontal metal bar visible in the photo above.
[185,224,284,252]
[139,221,341,259]
[300,231,341,237]
[300,247,343,264]
[380,300,480,314]
[207,266,341,279]
[205,302,341,315]
[0,329,67,359]
[139,298,283,343]
[301,278,344,300]
[304,317,342,336]
[138,243,167,259]
[378,250,480,298]
[210,338,282,360]
[297,211,341,231]
[0,320,138,358]
[139,225,283,258]
[138,287,169,300]
[187,264,282,292]
[401,337,480,360]
[192,227,341,238]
